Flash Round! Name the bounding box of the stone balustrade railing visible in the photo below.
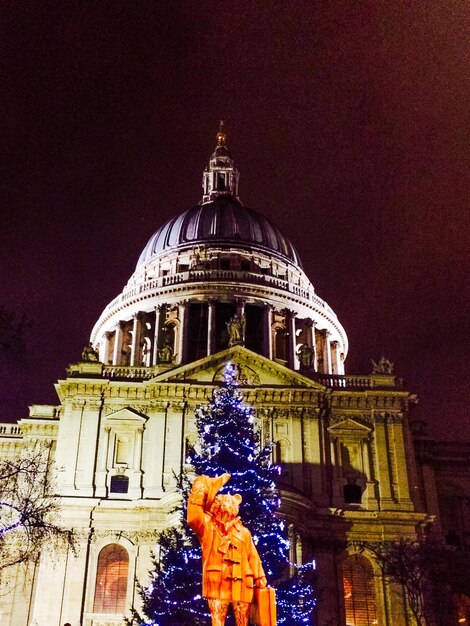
[0,424,23,436]
[98,365,402,390]
[102,365,157,380]
[314,373,403,390]
[106,269,336,316]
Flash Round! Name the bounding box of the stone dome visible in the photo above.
[137,195,301,268]
[90,126,348,377]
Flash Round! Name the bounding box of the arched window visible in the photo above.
[343,554,378,626]
[93,544,129,614]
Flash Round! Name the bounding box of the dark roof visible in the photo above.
[137,195,301,267]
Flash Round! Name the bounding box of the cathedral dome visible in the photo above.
[137,195,301,268]
[90,124,348,376]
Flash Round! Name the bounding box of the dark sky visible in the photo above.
[1,2,469,439]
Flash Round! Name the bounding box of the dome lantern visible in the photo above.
[202,121,240,204]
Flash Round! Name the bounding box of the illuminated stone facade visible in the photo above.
[0,131,439,626]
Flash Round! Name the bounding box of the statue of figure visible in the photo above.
[141,342,150,366]
[81,342,99,362]
[187,473,268,626]
[371,355,394,374]
[121,345,131,366]
[226,314,245,347]
[158,341,174,363]
[298,344,314,368]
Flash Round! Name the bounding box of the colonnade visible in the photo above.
[98,300,345,375]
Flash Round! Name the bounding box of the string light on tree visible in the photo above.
[128,362,315,625]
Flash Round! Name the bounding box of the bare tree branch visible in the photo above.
[0,443,75,579]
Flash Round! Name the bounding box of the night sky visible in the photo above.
[1,2,469,439]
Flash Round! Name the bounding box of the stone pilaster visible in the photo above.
[94,424,111,497]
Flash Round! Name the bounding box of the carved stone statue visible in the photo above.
[81,342,99,362]
[187,473,268,626]
[226,314,246,347]
[298,344,314,368]
[371,355,394,374]
[158,341,174,363]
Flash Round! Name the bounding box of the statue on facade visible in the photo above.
[226,314,246,347]
[158,341,174,364]
[81,342,99,362]
[121,345,131,366]
[371,355,394,374]
[298,344,314,368]
[187,473,274,626]
[141,341,150,366]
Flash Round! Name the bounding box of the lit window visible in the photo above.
[343,554,378,626]
[93,544,129,613]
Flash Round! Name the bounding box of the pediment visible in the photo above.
[328,417,372,440]
[149,346,325,389]
[104,407,148,425]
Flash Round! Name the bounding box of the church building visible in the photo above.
[0,127,434,626]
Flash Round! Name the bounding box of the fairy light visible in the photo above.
[132,362,315,625]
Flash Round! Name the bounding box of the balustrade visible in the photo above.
[0,424,22,435]
[314,374,402,389]
[102,365,155,380]
[118,268,320,302]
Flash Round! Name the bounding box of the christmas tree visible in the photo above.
[129,363,315,625]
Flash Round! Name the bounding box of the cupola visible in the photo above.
[202,121,240,203]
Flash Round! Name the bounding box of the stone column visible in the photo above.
[100,332,112,364]
[305,318,317,370]
[286,310,297,369]
[130,312,144,366]
[331,340,339,374]
[324,330,332,374]
[112,321,125,365]
[177,301,188,364]
[207,299,215,356]
[153,305,163,365]
[263,303,273,359]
